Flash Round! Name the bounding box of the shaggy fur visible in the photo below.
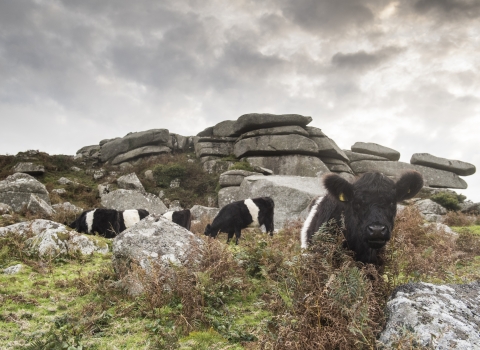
[301,171,423,264]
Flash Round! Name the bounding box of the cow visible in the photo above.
[204,197,275,245]
[162,209,192,230]
[301,171,423,264]
[69,208,150,238]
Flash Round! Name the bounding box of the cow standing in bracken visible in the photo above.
[204,197,275,245]
[69,208,150,238]
[301,171,423,264]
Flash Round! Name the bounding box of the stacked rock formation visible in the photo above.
[195,113,350,178]
[346,142,475,189]
[75,129,193,165]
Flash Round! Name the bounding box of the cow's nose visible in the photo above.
[367,225,387,238]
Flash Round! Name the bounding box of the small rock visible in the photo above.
[3,264,22,275]
[52,188,67,195]
[144,170,154,181]
[70,166,82,172]
[117,173,145,193]
[27,194,56,217]
[58,177,74,185]
[0,203,13,215]
[170,178,181,188]
[93,170,105,180]
[13,162,45,175]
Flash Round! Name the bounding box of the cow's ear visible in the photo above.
[396,171,424,201]
[323,173,354,202]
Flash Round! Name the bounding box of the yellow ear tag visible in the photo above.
[339,193,346,202]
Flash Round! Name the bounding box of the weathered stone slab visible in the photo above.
[411,153,476,176]
[202,160,235,174]
[197,126,213,137]
[100,129,170,162]
[111,145,171,165]
[101,189,168,215]
[235,175,327,229]
[219,170,262,187]
[310,137,349,162]
[233,113,312,134]
[13,162,45,175]
[195,141,234,158]
[27,194,55,217]
[238,125,309,141]
[305,126,327,137]
[0,173,51,212]
[378,282,480,349]
[344,150,389,163]
[76,145,101,158]
[190,205,221,222]
[351,142,400,161]
[321,157,353,173]
[212,120,239,137]
[243,155,329,177]
[234,134,319,158]
[218,186,242,208]
[350,160,468,189]
[117,173,145,193]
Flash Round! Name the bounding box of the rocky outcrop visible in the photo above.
[379,282,480,349]
[100,129,170,163]
[351,142,400,161]
[350,160,468,189]
[234,134,319,158]
[411,153,476,176]
[237,125,309,140]
[101,189,168,215]
[217,186,243,208]
[344,150,389,162]
[243,155,329,177]
[212,120,239,137]
[111,145,171,165]
[0,173,51,212]
[232,113,313,135]
[0,220,109,256]
[117,173,145,193]
[194,137,235,158]
[13,162,45,175]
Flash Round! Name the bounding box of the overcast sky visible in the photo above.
[0,0,479,201]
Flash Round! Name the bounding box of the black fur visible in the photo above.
[163,209,192,230]
[302,171,423,264]
[69,208,150,238]
[204,197,275,245]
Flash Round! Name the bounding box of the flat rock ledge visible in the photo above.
[378,281,480,349]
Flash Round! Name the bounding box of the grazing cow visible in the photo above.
[204,197,275,244]
[162,209,192,230]
[301,171,423,264]
[69,208,150,238]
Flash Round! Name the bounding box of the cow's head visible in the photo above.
[204,224,217,238]
[323,171,423,254]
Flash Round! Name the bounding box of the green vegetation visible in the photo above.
[229,161,254,172]
[430,191,466,211]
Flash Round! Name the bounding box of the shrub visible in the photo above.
[153,164,187,187]
[430,192,461,211]
[443,211,477,226]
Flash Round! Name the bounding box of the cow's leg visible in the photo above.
[234,227,242,245]
[226,230,234,244]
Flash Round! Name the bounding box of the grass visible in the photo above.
[1,151,480,348]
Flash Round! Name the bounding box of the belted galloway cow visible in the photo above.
[301,171,423,264]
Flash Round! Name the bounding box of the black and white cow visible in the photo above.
[69,208,150,238]
[301,171,423,264]
[204,197,275,245]
[162,209,192,230]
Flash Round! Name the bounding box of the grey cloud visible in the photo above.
[413,0,480,19]
[331,46,404,70]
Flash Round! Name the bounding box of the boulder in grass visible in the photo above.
[378,282,480,349]
[351,142,400,161]
[0,173,51,212]
[233,113,312,135]
[190,205,221,222]
[0,219,109,256]
[112,215,203,294]
[3,264,22,275]
[411,153,476,176]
